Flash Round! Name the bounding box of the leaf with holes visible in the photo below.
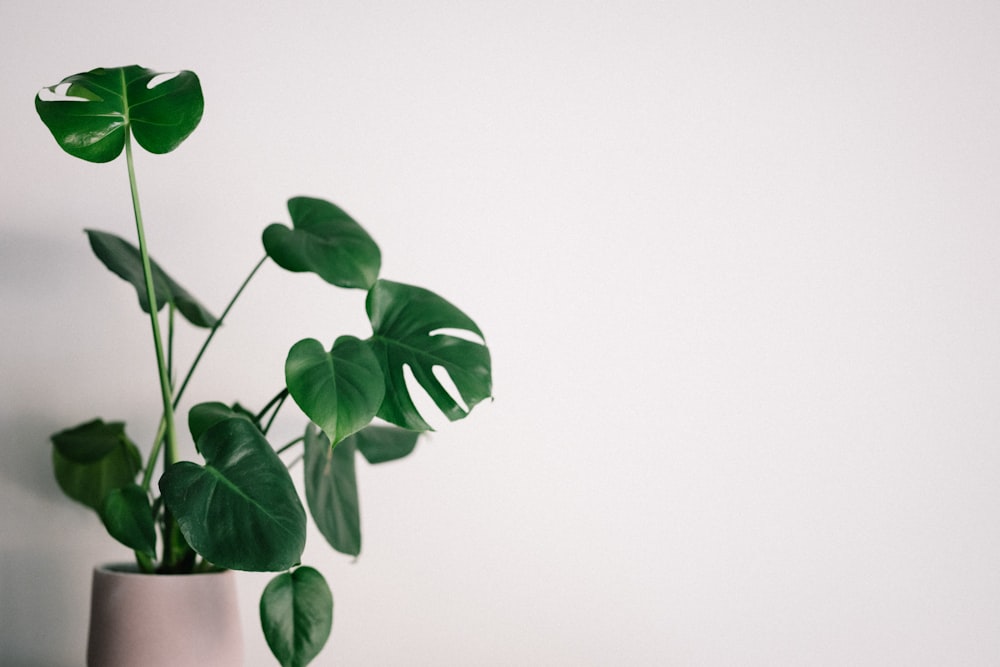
[159,418,306,571]
[366,280,492,431]
[35,65,203,163]
[263,197,381,290]
[286,336,385,446]
[87,229,218,327]
[260,566,333,667]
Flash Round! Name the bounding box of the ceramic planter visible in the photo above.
[87,563,243,667]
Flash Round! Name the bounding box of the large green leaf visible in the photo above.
[260,566,333,667]
[51,419,142,509]
[87,229,218,328]
[99,483,156,558]
[159,418,306,571]
[303,424,360,556]
[366,280,492,431]
[35,65,203,163]
[263,197,381,290]
[286,336,385,446]
[355,425,419,464]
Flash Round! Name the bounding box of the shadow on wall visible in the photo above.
[0,231,130,666]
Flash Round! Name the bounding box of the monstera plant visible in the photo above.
[36,65,491,666]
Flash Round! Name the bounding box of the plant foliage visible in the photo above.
[36,63,492,666]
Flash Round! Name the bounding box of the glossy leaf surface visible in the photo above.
[286,336,385,446]
[355,425,420,464]
[87,229,218,328]
[159,418,306,571]
[51,420,142,509]
[263,197,381,290]
[100,483,156,558]
[35,65,203,163]
[367,280,492,430]
[303,424,360,556]
[260,566,333,667]
[188,401,257,445]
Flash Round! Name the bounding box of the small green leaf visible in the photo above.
[286,336,385,446]
[87,229,218,328]
[188,401,257,445]
[51,422,142,510]
[260,566,333,667]
[159,418,306,571]
[303,424,360,556]
[100,483,156,558]
[355,425,419,464]
[263,197,381,290]
[35,65,203,163]
[367,280,492,430]
[51,418,133,464]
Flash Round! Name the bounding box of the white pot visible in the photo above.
[87,563,243,667]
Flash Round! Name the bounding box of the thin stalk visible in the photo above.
[124,130,178,468]
[172,255,268,409]
[276,436,304,456]
[258,388,290,434]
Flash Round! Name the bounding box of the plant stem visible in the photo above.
[172,255,268,408]
[275,435,304,456]
[124,130,178,468]
[258,388,290,434]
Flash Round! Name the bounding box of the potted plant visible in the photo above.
[35,64,492,666]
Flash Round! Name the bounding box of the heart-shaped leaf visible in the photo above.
[100,483,156,558]
[286,336,385,446]
[355,425,419,464]
[188,401,258,445]
[51,420,142,510]
[260,566,333,667]
[87,229,218,328]
[35,65,203,163]
[303,424,360,556]
[263,197,381,290]
[366,280,492,431]
[159,418,306,571]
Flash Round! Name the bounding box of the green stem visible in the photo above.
[172,255,268,409]
[258,388,290,434]
[124,130,178,468]
[276,435,304,456]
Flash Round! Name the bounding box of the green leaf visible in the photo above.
[51,418,133,464]
[263,197,381,290]
[188,401,257,445]
[51,421,142,510]
[286,336,385,446]
[87,229,218,328]
[159,418,306,571]
[35,65,203,163]
[303,424,360,556]
[260,566,333,667]
[355,425,419,464]
[100,483,156,558]
[366,280,492,431]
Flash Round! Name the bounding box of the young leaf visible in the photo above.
[260,566,333,667]
[366,280,492,431]
[87,229,218,328]
[51,420,142,510]
[188,401,258,444]
[159,418,306,571]
[303,424,360,556]
[262,197,381,290]
[286,336,385,447]
[35,65,203,163]
[355,425,419,464]
[99,483,156,558]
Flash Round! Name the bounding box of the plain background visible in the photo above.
[2,1,1000,665]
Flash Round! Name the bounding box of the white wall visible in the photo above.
[2,1,1000,665]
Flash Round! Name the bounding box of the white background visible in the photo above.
[2,1,999,665]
